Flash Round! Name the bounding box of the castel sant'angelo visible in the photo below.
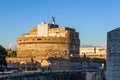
[6,17,80,70]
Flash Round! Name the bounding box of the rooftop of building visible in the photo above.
[108,27,120,34]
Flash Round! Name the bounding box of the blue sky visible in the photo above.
[0,0,120,48]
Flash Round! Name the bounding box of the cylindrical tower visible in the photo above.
[106,28,120,80]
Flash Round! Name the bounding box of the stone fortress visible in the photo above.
[6,17,80,70]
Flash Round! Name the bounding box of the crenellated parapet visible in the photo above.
[17,37,71,44]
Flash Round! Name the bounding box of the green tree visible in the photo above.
[7,51,17,57]
[0,45,7,56]
[0,45,7,66]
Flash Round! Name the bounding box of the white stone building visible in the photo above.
[80,47,106,59]
[106,28,120,80]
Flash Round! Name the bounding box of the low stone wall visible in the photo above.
[0,70,86,80]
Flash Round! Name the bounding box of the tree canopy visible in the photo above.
[7,51,17,57]
[0,45,7,66]
[0,45,7,56]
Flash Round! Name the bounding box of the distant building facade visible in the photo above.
[106,28,120,80]
[6,18,80,70]
[80,47,106,59]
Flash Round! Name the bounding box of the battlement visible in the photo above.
[17,37,71,44]
[29,28,37,35]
